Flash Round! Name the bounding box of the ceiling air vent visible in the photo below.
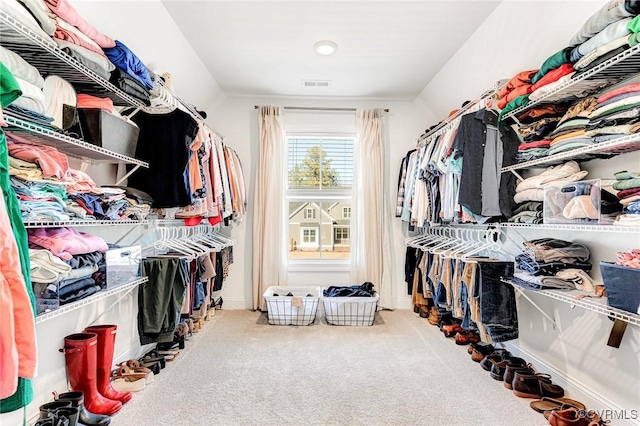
[302,80,331,87]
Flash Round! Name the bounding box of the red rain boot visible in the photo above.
[60,333,122,416]
[84,325,132,404]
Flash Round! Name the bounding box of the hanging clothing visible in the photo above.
[0,62,37,413]
[451,109,519,218]
[138,258,188,344]
[128,109,198,208]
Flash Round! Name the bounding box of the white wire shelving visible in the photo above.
[5,114,149,167]
[501,133,640,172]
[0,11,146,108]
[23,220,149,229]
[498,222,640,234]
[35,277,148,324]
[502,278,640,327]
[502,43,640,122]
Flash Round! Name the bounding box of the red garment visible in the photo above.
[616,186,640,200]
[597,82,640,104]
[517,104,569,123]
[6,132,69,179]
[498,85,534,109]
[76,94,114,114]
[518,140,552,150]
[531,64,574,92]
[498,69,539,99]
[53,27,105,58]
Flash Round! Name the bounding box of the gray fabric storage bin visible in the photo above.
[600,261,640,315]
[63,105,139,157]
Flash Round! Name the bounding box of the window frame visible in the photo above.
[285,133,355,271]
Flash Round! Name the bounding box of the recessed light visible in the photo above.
[314,40,337,55]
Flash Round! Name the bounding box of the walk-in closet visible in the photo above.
[1,1,639,425]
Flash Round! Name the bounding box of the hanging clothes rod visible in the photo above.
[253,106,389,112]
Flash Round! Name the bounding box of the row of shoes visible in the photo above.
[423,306,482,345]
[110,300,223,394]
[37,325,133,426]
[468,340,606,425]
[417,305,608,426]
[37,298,225,426]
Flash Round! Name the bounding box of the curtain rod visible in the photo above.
[253,106,389,112]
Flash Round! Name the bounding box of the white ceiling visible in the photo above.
[162,1,501,100]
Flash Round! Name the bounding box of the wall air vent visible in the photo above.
[302,80,331,87]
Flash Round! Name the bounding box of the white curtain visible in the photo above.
[351,108,393,308]
[252,106,287,310]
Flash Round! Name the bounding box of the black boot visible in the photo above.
[39,401,73,426]
[56,391,111,426]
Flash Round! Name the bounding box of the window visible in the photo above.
[304,208,316,219]
[301,228,317,245]
[287,136,354,261]
[334,227,350,244]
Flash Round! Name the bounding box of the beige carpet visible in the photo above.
[110,309,548,426]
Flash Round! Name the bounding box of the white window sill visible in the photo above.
[287,260,351,272]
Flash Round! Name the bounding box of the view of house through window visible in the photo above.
[287,136,354,260]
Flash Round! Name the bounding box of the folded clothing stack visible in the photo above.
[513,161,588,204]
[547,97,598,156]
[585,82,640,143]
[29,237,107,314]
[613,170,640,225]
[513,238,595,292]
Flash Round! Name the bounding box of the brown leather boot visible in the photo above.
[512,372,564,399]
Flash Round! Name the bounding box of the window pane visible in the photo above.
[287,137,353,190]
[288,201,350,259]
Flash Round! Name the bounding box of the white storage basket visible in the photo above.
[263,286,321,326]
[321,294,379,326]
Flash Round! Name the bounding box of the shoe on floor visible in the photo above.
[504,364,534,389]
[454,330,480,345]
[530,397,586,414]
[490,356,527,381]
[111,377,145,393]
[512,372,564,399]
[470,343,494,362]
[546,407,604,426]
[480,349,510,371]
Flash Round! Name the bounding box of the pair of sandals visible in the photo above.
[530,397,607,425]
[111,360,154,393]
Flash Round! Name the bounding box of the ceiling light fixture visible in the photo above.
[314,40,337,55]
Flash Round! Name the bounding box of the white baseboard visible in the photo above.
[503,342,638,426]
[217,297,252,310]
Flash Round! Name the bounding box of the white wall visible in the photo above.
[206,96,430,310]
[418,0,640,420]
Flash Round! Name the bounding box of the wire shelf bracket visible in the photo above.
[502,278,640,327]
